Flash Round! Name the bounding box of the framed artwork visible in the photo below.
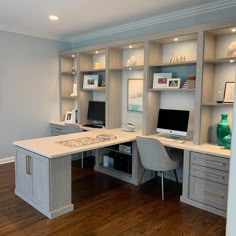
[167,78,181,89]
[224,82,235,103]
[127,78,143,112]
[64,111,73,123]
[153,73,172,89]
[83,75,99,89]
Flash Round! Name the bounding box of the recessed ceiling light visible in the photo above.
[174,38,179,42]
[95,51,99,54]
[229,60,234,63]
[128,45,133,49]
[49,15,59,21]
[232,28,236,32]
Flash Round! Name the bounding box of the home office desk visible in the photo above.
[13,129,230,219]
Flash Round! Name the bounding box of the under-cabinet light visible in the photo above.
[232,28,236,32]
[128,45,133,49]
[95,51,99,54]
[230,60,234,63]
[129,67,132,70]
[174,38,179,42]
[72,54,75,58]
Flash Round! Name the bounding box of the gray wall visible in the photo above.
[72,6,236,48]
[0,31,71,158]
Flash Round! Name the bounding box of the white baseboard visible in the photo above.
[0,156,15,165]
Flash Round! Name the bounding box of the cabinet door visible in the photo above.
[15,149,33,199]
[32,154,49,209]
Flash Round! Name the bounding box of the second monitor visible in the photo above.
[87,101,105,126]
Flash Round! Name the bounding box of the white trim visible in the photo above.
[70,0,236,43]
[0,156,15,165]
[0,26,69,43]
[0,0,235,43]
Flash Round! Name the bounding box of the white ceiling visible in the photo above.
[0,0,225,42]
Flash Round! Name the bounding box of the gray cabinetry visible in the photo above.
[15,147,73,219]
[15,148,33,199]
[181,151,229,217]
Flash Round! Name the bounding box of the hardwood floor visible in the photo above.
[0,159,226,236]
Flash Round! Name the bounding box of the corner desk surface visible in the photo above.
[13,128,230,158]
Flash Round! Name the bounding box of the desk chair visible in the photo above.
[136,136,182,200]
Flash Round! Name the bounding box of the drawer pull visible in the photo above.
[204,190,224,199]
[205,160,225,166]
[205,173,224,179]
[26,155,32,175]
[54,128,63,130]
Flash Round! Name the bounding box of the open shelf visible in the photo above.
[80,68,105,73]
[80,87,106,91]
[204,57,236,64]
[201,102,234,107]
[110,65,144,71]
[148,88,195,92]
[149,61,196,67]
[98,165,132,177]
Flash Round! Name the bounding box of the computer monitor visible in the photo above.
[87,101,105,124]
[157,109,190,137]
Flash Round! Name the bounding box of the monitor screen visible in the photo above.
[157,109,190,137]
[87,101,105,124]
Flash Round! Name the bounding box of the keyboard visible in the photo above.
[82,124,103,129]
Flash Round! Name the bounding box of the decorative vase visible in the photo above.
[216,113,231,146]
[222,132,232,149]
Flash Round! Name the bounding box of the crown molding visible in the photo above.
[0,24,70,43]
[70,0,236,43]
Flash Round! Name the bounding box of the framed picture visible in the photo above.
[224,82,235,103]
[64,111,73,123]
[127,79,143,112]
[167,78,181,89]
[153,73,172,89]
[83,75,99,89]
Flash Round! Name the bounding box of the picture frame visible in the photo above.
[127,78,143,112]
[153,73,172,89]
[83,75,99,89]
[224,82,235,103]
[167,78,181,89]
[64,111,73,123]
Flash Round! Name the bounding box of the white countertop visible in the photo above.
[13,128,141,158]
[148,134,231,158]
[13,128,230,159]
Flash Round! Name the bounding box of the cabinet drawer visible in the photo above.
[51,125,65,135]
[191,152,229,172]
[189,176,228,211]
[191,164,229,185]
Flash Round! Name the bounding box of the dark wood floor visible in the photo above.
[0,159,226,236]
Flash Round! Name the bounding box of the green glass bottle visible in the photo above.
[216,113,231,146]
[222,132,232,149]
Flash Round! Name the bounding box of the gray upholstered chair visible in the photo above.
[136,136,182,200]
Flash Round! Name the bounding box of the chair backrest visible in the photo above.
[136,136,178,172]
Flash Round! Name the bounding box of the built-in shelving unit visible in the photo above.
[77,48,107,126]
[60,53,78,121]
[108,42,144,129]
[143,33,198,139]
[200,26,236,144]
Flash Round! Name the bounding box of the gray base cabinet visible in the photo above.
[15,147,74,218]
[181,151,229,217]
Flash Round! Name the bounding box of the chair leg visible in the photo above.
[161,171,164,200]
[137,168,145,191]
[173,170,180,195]
[81,152,84,169]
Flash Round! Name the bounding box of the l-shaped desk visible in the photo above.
[13,128,230,219]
